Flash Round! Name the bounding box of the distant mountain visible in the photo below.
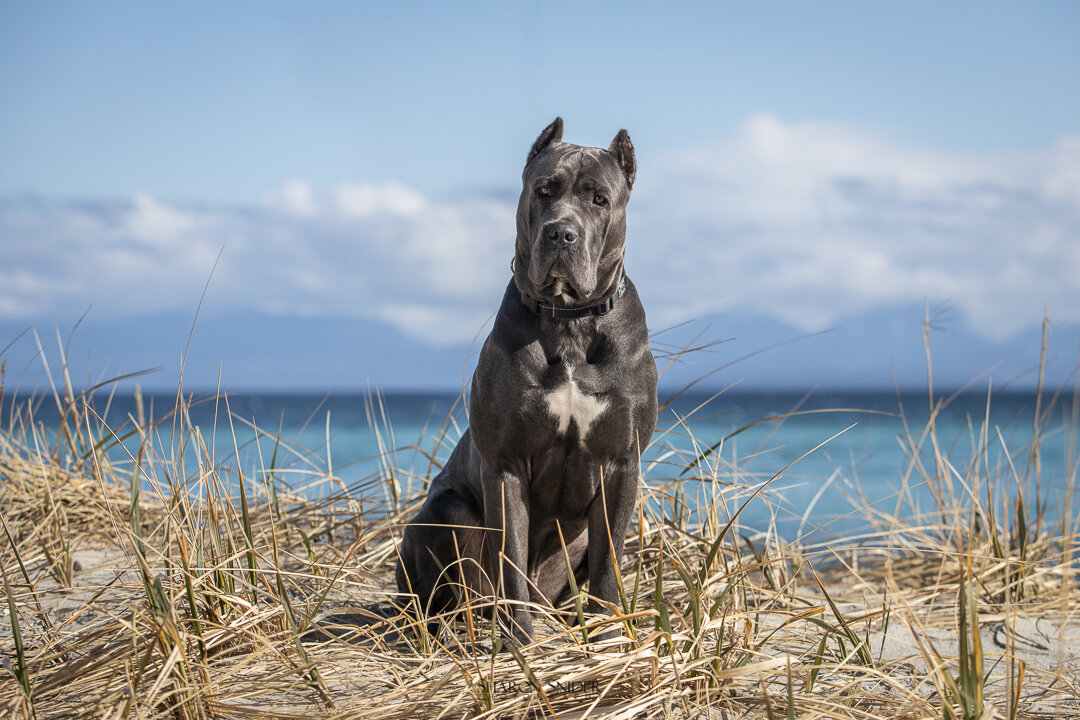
[0,311,476,394]
[2,305,1076,395]
[655,306,1078,392]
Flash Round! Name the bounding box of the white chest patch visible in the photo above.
[544,369,609,437]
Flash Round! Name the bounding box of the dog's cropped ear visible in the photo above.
[609,129,636,190]
[528,117,564,163]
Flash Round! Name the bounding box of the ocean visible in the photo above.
[5,388,1076,540]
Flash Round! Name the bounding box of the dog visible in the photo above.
[395,118,657,643]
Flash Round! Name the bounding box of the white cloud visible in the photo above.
[0,184,514,344]
[263,180,319,217]
[330,182,426,218]
[632,115,1080,340]
[2,116,1077,346]
[1042,137,1080,204]
[125,193,196,244]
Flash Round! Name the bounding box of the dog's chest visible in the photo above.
[536,328,613,440]
[543,365,608,437]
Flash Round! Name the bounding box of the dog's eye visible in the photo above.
[537,186,551,197]
[593,194,608,206]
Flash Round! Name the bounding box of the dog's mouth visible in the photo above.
[527,257,593,305]
[523,235,601,305]
[537,275,585,304]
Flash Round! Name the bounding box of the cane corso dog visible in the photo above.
[395,118,657,643]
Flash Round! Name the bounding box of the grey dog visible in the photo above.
[395,118,658,643]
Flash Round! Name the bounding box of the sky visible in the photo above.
[1,2,1079,393]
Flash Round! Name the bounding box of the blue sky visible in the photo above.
[2,2,1079,392]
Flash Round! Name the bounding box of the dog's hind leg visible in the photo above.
[395,488,490,620]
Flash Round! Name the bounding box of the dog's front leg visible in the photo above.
[587,460,638,631]
[482,466,533,644]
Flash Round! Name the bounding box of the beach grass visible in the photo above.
[1,325,1078,719]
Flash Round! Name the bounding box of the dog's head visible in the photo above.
[514,117,636,307]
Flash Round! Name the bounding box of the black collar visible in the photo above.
[520,275,627,319]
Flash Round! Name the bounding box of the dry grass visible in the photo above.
[1,325,1078,720]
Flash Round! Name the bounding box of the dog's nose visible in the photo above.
[544,221,578,245]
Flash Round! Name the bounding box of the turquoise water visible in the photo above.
[5,389,1076,538]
